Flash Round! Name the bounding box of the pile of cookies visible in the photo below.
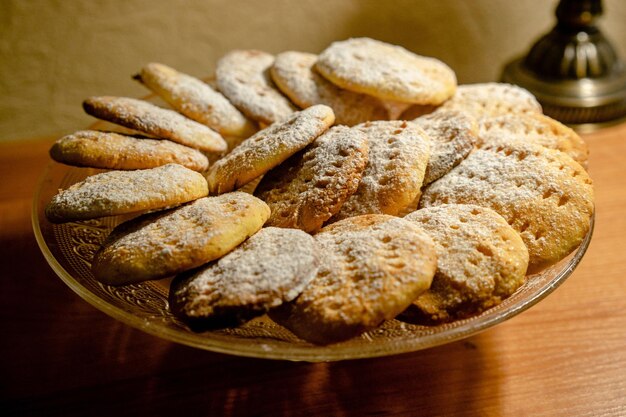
[45,37,594,344]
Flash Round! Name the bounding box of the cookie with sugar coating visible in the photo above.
[169,227,320,329]
[206,105,335,195]
[403,204,529,322]
[254,125,369,233]
[91,192,270,285]
[49,130,209,172]
[316,37,457,105]
[271,214,437,344]
[45,163,208,223]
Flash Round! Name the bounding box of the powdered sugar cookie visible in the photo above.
[45,163,208,223]
[254,125,369,232]
[316,37,457,105]
[135,62,257,138]
[420,138,594,272]
[50,130,209,172]
[170,227,319,329]
[83,96,227,153]
[270,51,389,126]
[413,110,477,185]
[404,204,529,322]
[92,192,270,285]
[216,50,297,124]
[332,120,430,219]
[206,105,335,194]
[271,214,437,344]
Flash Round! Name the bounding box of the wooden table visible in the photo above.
[1,124,625,417]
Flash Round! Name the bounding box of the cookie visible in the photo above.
[254,125,369,232]
[413,110,477,185]
[49,130,209,172]
[315,37,457,105]
[169,227,319,329]
[91,192,270,285]
[478,112,589,168]
[332,120,430,220]
[404,204,529,322]
[271,214,437,344]
[436,83,543,119]
[83,96,227,153]
[216,50,297,124]
[45,163,208,223]
[420,138,594,272]
[135,62,257,138]
[206,105,335,195]
[270,51,389,126]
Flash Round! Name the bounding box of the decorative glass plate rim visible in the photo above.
[32,161,594,362]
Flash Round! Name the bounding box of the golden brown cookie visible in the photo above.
[332,120,430,220]
[270,51,389,126]
[254,125,369,233]
[403,204,529,322]
[135,62,257,138]
[216,50,297,124]
[315,37,457,105]
[271,214,437,344]
[91,192,270,285]
[420,138,594,272]
[436,83,543,119]
[49,130,209,172]
[413,110,477,185]
[206,105,335,195]
[478,112,589,168]
[45,163,208,224]
[169,227,320,329]
[83,96,227,153]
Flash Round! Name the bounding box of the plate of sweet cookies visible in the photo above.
[33,38,594,361]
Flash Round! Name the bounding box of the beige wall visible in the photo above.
[1,0,624,142]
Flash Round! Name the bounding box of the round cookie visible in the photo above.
[169,227,320,329]
[83,96,227,153]
[216,50,297,124]
[420,138,594,272]
[49,130,209,172]
[413,110,478,185]
[478,112,589,168]
[435,83,543,119]
[315,37,457,105]
[404,204,529,322]
[332,120,430,220]
[254,125,369,233]
[45,163,208,224]
[206,105,336,195]
[91,192,270,285]
[271,214,438,344]
[135,62,257,138]
[270,51,389,126]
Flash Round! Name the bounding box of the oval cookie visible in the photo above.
[45,163,208,223]
[49,130,209,172]
[206,105,335,194]
[332,120,430,219]
[316,37,457,105]
[420,138,594,272]
[270,51,389,126]
[404,204,529,322]
[83,96,227,153]
[135,62,257,138]
[91,192,270,285]
[170,227,320,329]
[254,125,369,233]
[216,50,297,124]
[413,110,477,185]
[271,214,437,344]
